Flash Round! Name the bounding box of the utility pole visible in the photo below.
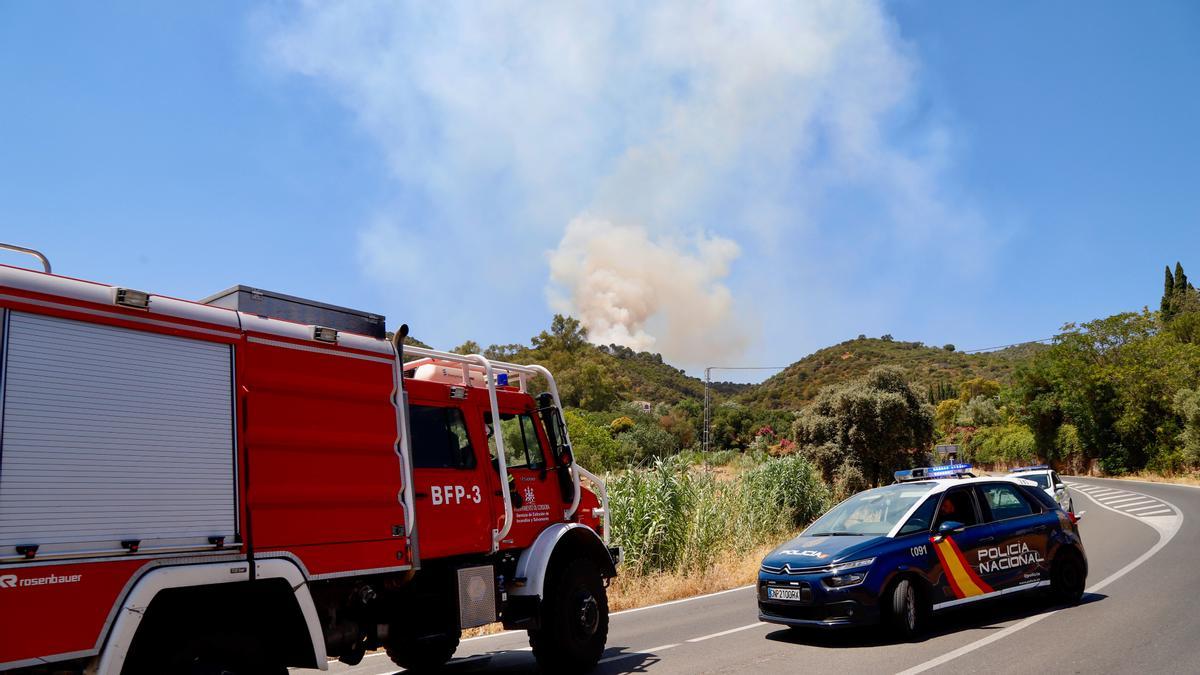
[702,365,788,454]
[703,367,712,453]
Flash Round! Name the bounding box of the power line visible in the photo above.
[703,365,788,453]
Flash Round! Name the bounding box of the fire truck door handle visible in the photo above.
[415,492,428,499]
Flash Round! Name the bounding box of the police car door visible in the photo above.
[929,487,997,606]
[973,482,1051,591]
[409,401,493,558]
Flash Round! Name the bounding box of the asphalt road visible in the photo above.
[300,477,1196,674]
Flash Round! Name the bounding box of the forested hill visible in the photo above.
[736,337,1046,410]
[435,316,748,409]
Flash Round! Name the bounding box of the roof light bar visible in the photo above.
[894,463,975,482]
[1008,464,1050,473]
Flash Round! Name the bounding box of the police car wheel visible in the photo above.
[888,578,925,639]
[1050,550,1086,604]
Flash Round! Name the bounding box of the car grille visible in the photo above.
[760,562,828,575]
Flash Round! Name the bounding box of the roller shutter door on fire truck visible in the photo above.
[0,311,236,558]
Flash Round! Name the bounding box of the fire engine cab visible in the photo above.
[0,244,619,674]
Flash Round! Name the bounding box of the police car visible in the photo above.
[1009,464,1073,512]
[758,464,1087,637]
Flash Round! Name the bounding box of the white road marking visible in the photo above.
[686,622,768,643]
[597,643,679,664]
[1089,489,1129,498]
[1101,495,1148,505]
[1125,503,1168,513]
[1113,499,1156,509]
[1137,509,1174,516]
[611,583,756,617]
[897,481,1184,675]
[454,583,756,646]
[1072,477,1200,491]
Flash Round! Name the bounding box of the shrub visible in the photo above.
[832,457,869,502]
[960,396,1001,428]
[1053,423,1085,471]
[565,409,621,471]
[1174,388,1200,468]
[609,416,635,435]
[965,423,1037,465]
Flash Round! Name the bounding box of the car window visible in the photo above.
[485,411,546,470]
[1022,484,1059,511]
[934,489,979,528]
[804,483,936,536]
[897,495,940,535]
[978,483,1036,521]
[1051,471,1062,486]
[1023,473,1051,489]
[410,405,476,469]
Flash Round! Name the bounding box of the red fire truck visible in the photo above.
[0,244,618,674]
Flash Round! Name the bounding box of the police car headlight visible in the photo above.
[830,557,874,572]
[823,557,874,588]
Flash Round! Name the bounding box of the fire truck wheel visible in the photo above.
[385,630,460,672]
[528,557,609,673]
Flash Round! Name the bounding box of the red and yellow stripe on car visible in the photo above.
[931,535,993,599]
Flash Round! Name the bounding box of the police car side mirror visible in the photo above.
[937,520,965,534]
[1055,483,1065,491]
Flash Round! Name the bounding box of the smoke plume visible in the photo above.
[548,217,744,360]
[262,1,974,368]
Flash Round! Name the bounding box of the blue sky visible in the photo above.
[2,1,1197,380]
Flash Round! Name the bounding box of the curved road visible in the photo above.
[303,477,1198,674]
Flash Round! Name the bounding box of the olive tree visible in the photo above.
[792,366,934,486]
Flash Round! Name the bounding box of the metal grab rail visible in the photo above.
[0,243,52,273]
[398,346,610,546]
[466,354,514,551]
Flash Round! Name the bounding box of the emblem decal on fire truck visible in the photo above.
[0,575,15,589]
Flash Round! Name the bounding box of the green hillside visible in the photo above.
[737,337,1046,410]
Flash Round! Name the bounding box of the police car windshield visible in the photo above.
[1021,473,1051,489]
[805,483,937,537]
[806,480,936,533]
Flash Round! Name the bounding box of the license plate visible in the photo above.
[767,587,803,601]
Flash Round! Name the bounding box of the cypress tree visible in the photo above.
[1175,262,1188,294]
[1163,265,1176,319]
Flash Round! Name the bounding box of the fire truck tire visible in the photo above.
[385,630,460,672]
[528,557,609,673]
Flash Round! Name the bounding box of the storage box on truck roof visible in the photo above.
[201,284,386,338]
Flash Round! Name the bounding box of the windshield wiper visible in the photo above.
[810,531,858,536]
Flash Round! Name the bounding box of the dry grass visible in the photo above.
[460,542,779,639]
[605,542,776,611]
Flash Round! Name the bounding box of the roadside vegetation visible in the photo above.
[449,260,1200,615]
[938,263,1200,476]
